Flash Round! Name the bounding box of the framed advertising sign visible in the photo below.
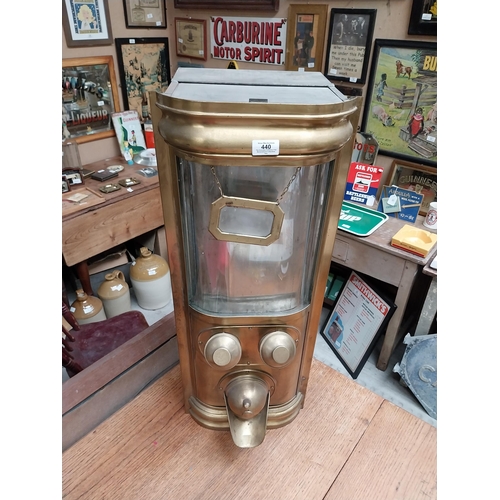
[321,271,396,379]
[361,39,437,167]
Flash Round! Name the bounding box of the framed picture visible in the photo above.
[174,0,279,10]
[408,0,437,36]
[62,0,113,47]
[115,38,171,124]
[62,56,121,144]
[320,271,396,379]
[324,8,376,85]
[62,178,71,194]
[285,4,328,72]
[175,18,207,60]
[361,39,437,167]
[123,0,166,29]
[386,159,437,216]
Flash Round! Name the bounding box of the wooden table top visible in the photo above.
[62,156,160,222]
[62,359,437,500]
[336,213,437,266]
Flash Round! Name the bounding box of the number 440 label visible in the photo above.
[252,139,279,156]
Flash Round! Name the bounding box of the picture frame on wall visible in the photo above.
[408,0,437,36]
[324,8,377,85]
[175,18,207,60]
[285,4,328,72]
[114,38,171,124]
[386,159,437,216]
[361,39,437,167]
[320,271,396,379]
[173,0,279,10]
[123,0,166,29]
[62,56,121,144]
[62,0,113,47]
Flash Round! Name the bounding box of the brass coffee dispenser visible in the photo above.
[151,68,360,448]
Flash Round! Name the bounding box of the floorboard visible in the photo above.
[62,359,436,500]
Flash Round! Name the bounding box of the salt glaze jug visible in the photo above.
[97,270,131,318]
[130,247,173,310]
[70,289,107,325]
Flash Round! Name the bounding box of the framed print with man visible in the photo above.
[285,4,328,72]
[324,8,377,85]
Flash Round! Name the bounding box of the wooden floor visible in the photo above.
[62,359,436,499]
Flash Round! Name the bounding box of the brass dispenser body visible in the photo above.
[152,68,360,448]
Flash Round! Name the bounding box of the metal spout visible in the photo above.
[223,375,270,448]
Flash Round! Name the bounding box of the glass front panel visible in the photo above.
[178,159,334,316]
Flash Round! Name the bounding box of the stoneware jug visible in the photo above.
[97,270,131,318]
[70,289,107,325]
[130,247,173,310]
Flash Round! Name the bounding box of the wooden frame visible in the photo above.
[62,0,113,47]
[386,159,437,216]
[115,38,171,124]
[361,39,437,167]
[123,0,166,29]
[62,56,120,144]
[285,4,328,72]
[408,0,437,36]
[320,271,396,379]
[174,0,279,10]
[175,18,207,60]
[324,8,376,85]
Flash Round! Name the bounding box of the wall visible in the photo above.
[63,0,435,177]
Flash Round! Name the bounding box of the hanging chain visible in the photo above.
[210,166,224,197]
[276,167,301,204]
[210,166,301,205]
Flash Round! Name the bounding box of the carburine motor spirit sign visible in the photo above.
[210,16,287,65]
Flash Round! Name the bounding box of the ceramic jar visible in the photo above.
[97,270,131,318]
[70,289,107,325]
[130,247,173,310]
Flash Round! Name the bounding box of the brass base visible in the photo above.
[188,392,304,431]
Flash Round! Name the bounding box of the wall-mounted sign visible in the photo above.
[210,16,287,65]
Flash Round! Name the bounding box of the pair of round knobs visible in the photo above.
[204,331,296,369]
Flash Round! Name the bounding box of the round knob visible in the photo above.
[225,375,269,420]
[259,330,296,368]
[204,333,242,369]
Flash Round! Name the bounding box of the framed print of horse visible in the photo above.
[361,39,437,167]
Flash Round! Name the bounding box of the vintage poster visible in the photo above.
[343,161,384,207]
[361,40,437,166]
[210,16,287,65]
[322,272,393,378]
[65,0,110,40]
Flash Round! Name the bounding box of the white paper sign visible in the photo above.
[252,140,279,156]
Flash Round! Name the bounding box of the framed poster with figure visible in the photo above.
[324,8,376,85]
[115,38,171,124]
[361,39,437,167]
[63,0,113,47]
[285,4,328,72]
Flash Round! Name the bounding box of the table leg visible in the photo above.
[414,277,437,336]
[376,262,418,371]
[74,260,94,296]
